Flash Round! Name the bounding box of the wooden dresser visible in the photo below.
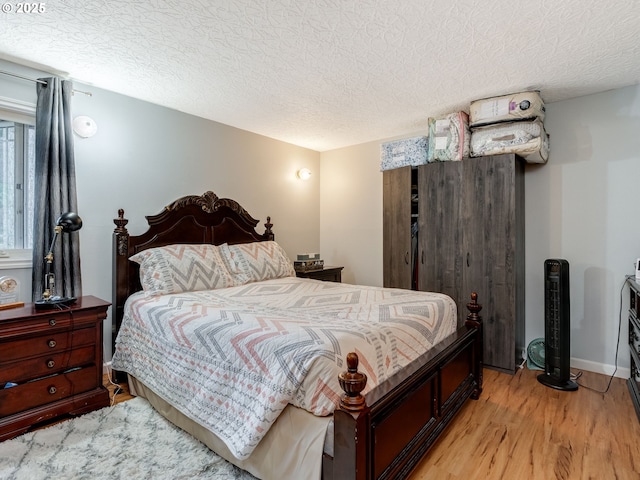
[0,296,110,441]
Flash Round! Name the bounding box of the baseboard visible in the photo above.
[570,357,629,379]
[103,361,111,375]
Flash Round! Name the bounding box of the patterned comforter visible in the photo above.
[112,277,457,460]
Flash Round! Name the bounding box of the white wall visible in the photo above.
[319,141,385,285]
[321,85,640,376]
[0,59,321,360]
[528,86,640,375]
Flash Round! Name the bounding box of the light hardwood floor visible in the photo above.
[105,372,134,403]
[410,368,640,480]
[107,368,640,480]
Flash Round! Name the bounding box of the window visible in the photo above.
[0,99,36,251]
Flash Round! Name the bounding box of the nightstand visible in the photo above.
[0,296,111,441]
[296,266,344,283]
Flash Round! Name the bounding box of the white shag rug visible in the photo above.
[0,397,257,480]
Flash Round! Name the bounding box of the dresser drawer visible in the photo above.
[296,266,344,283]
[0,345,95,384]
[0,365,99,417]
[0,304,106,342]
[0,326,96,364]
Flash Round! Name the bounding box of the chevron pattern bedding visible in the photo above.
[130,244,236,295]
[221,241,297,285]
[130,242,296,296]
[112,277,457,460]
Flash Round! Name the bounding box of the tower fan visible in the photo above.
[537,259,578,391]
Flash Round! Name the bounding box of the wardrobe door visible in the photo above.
[383,167,412,289]
[418,161,464,317]
[462,154,525,371]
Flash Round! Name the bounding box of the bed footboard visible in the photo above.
[326,293,483,480]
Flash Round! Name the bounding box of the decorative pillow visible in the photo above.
[130,244,235,295]
[220,241,295,285]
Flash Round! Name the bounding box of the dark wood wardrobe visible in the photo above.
[383,154,525,373]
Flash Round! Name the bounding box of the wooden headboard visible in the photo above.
[111,191,274,354]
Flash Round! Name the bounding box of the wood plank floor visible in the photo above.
[106,368,640,479]
[105,371,134,404]
[410,367,640,480]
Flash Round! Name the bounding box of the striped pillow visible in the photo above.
[130,244,235,296]
[220,241,295,285]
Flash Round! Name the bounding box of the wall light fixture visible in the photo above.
[297,168,312,180]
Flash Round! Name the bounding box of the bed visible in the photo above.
[111,191,483,480]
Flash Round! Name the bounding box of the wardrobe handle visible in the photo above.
[404,251,410,265]
[466,252,470,267]
[421,250,425,264]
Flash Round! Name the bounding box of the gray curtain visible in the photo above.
[31,77,82,301]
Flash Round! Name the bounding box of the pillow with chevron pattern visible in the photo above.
[220,241,295,285]
[130,244,236,296]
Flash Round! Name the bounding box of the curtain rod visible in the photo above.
[0,69,92,96]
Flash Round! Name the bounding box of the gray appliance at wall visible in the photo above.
[383,154,525,373]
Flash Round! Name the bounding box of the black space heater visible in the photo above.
[537,259,578,391]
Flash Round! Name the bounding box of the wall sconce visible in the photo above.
[297,168,312,180]
[35,212,83,310]
[72,115,98,138]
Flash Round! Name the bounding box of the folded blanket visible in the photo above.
[470,118,549,163]
[427,112,470,162]
[469,91,545,127]
[380,136,428,171]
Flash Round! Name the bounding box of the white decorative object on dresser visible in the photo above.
[0,276,19,305]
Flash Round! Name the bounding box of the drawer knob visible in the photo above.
[47,359,55,368]
[48,339,57,348]
[49,318,56,326]
[48,386,57,395]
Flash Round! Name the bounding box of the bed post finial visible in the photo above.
[264,216,274,240]
[114,209,130,257]
[114,209,129,234]
[465,291,482,327]
[338,352,368,413]
[465,292,483,398]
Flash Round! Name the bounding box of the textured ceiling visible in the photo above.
[1,1,640,151]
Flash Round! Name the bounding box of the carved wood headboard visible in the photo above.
[111,191,274,353]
